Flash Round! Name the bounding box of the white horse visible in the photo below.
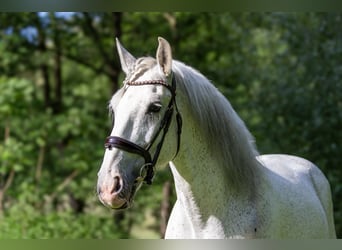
[97,37,336,238]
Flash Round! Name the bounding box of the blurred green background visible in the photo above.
[0,12,341,238]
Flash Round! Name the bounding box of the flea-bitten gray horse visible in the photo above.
[97,37,336,238]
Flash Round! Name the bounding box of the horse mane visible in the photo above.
[172,60,259,189]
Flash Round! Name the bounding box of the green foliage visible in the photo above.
[0,138,26,174]
[0,12,341,238]
[0,77,33,116]
[0,203,126,238]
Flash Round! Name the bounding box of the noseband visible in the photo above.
[104,74,182,185]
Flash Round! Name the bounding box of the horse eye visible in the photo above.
[148,103,162,113]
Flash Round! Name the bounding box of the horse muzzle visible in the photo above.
[97,175,128,209]
[97,171,146,210]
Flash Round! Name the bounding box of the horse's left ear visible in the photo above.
[156,37,172,77]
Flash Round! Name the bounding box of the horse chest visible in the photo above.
[165,188,259,239]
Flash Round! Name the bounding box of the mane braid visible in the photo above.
[172,60,259,190]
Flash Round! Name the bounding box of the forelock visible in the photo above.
[126,57,157,82]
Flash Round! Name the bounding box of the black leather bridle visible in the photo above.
[104,74,182,185]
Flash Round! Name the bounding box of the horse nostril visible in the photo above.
[111,176,122,194]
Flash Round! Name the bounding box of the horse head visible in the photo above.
[97,37,181,209]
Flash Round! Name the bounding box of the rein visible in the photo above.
[104,74,182,185]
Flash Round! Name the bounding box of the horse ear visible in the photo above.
[156,37,172,76]
[116,37,136,75]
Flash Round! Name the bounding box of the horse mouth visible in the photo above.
[116,201,129,210]
[113,180,143,210]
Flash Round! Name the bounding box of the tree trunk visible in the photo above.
[0,120,15,213]
[0,169,15,213]
[110,12,123,93]
[35,13,51,109]
[54,39,62,114]
[50,12,63,114]
[35,145,45,183]
[160,181,172,238]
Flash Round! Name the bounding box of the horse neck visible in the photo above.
[171,102,254,222]
[168,66,259,225]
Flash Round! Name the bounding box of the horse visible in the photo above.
[96,37,336,238]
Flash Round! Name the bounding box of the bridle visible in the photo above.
[104,74,182,185]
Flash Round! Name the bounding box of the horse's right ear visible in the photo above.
[116,38,136,75]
